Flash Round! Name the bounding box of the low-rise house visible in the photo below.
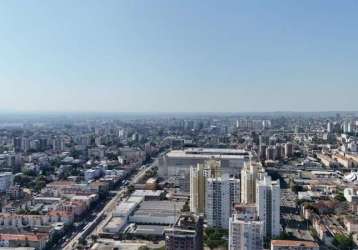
[298,191,327,201]
[33,197,61,205]
[351,202,358,215]
[56,200,87,218]
[344,216,358,234]
[41,181,100,198]
[315,201,336,215]
[335,154,357,168]
[0,233,48,250]
[316,154,336,168]
[89,181,109,194]
[71,195,95,207]
[344,188,358,202]
[48,210,74,224]
[307,183,337,194]
[311,214,333,244]
[0,213,50,229]
[271,240,319,250]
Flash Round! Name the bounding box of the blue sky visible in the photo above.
[0,0,357,112]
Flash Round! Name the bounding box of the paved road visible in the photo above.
[63,192,122,250]
[90,163,157,238]
[63,158,159,250]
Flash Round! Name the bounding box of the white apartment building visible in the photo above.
[206,175,240,229]
[344,187,358,202]
[229,204,263,250]
[256,175,281,238]
[229,215,263,250]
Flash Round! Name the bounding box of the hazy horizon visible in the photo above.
[0,1,357,112]
[0,110,357,115]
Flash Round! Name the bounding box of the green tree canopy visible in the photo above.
[332,234,355,250]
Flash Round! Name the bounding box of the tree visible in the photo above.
[181,201,190,212]
[332,234,355,250]
[70,149,81,158]
[23,170,37,177]
[144,170,154,178]
[14,175,32,188]
[105,152,117,160]
[78,238,87,246]
[204,227,228,250]
[273,231,297,240]
[291,184,303,193]
[335,192,346,202]
[91,235,98,243]
[33,176,47,192]
[310,228,318,239]
[127,185,135,194]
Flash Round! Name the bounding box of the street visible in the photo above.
[62,157,159,250]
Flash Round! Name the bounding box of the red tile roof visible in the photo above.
[271,240,319,247]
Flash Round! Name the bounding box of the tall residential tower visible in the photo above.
[190,160,221,214]
[229,204,263,250]
[256,175,281,238]
[206,175,240,229]
[241,162,258,204]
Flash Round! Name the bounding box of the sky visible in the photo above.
[0,0,357,113]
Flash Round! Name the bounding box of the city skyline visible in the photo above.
[1,1,358,249]
[1,1,358,112]
[0,106,356,249]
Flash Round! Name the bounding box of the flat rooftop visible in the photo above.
[185,148,248,154]
[166,148,250,159]
[131,200,185,218]
[0,248,34,250]
[104,217,126,232]
[115,201,138,216]
[271,240,319,247]
[91,239,165,250]
[133,224,167,236]
[131,190,164,197]
[91,240,146,250]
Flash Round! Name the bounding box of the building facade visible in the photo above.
[241,162,258,204]
[164,214,204,250]
[190,160,221,214]
[229,204,263,250]
[256,175,280,238]
[271,240,319,250]
[206,175,240,229]
[159,148,249,179]
[0,172,13,193]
